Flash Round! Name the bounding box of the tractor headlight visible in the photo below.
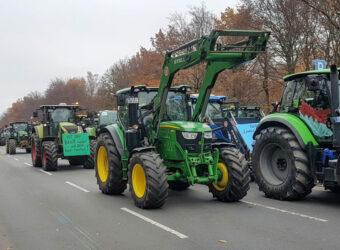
[13,132,17,137]
[182,132,198,140]
[204,131,212,139]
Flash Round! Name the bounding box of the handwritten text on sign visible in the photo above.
[62,133,90,156]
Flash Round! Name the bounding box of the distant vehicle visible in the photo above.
[5,122,32,154]
[85,110,117,138]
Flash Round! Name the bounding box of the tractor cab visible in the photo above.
[115,85,195,151]
[34,104,82,140]
[252,66,340,199]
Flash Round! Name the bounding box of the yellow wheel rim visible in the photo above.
[213,162,229,191]
[132,164,146,198]
[97,146,109,182]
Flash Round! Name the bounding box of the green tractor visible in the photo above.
[85,110,117,138]
[5,122,31,154]
[94,30,270,209]
[31,104,95,171]
[252,65,340,199]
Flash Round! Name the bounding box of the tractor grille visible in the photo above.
[176,131,211,154]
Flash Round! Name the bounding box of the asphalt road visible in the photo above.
[0,146,339,250]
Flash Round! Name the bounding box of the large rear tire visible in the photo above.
[128,152,168,209]
[95,133,127,194]
[42,141,58,171]
[8,139,16,155]
[31,134,42,167]
[83,139,96,169]
[209,146,250,201]
[252,127,314,200]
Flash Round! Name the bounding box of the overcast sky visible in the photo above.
[0,0,238,115]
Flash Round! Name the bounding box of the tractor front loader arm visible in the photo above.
[151,30,270,140]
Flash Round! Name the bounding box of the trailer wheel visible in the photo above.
[42,141,58,171]
[95,133,127,194]
[209,146,250,201]
[128,152,168,209]
[252,127,314,200]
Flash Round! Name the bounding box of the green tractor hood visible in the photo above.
[159,121,211,132]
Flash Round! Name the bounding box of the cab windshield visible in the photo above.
[163,92,188,121]
[49,108,75,123]
[205,103,223,119]
[99,111,117,126]
[13,123,27,131]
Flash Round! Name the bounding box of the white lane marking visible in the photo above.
[242,200,328,222]
[13,158,19,161]
[39,169,53,176]
[66,181,90,193]
[121,207,188,239]
[24,162,33,166]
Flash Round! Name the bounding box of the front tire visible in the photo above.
[95,133,127,194]
[128,152,168,209]
[31,134,42,167]
[252,127,314,200]
[42,141,58,171]
[209,146,250,201]
[8,139,16,155]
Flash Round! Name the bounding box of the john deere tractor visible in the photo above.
[31,104,95,171]
[5,122,31,154]
[95,30,270,208]
[252,65,340,199]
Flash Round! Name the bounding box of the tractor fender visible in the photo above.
[254,115,318,149]
[99,125,124,157]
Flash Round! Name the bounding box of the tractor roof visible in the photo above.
[284,67,340,81]
[39,104,80,109]
[116,85,191,95]
[10,121,28,125]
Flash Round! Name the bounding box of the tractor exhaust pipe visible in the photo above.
[330,65,340,149]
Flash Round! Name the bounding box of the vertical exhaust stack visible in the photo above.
[330,65,340,149]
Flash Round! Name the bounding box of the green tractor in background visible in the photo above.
[5,122,31,154]
[252,65,340,199]
[85,110,117,138]
[31,104,95,171]
[94,30,270,209]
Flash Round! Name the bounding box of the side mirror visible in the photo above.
[306,75,321,91]
[116,95,125,106]
[33,111,38,118]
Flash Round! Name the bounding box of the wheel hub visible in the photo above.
[276,158,287,171]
